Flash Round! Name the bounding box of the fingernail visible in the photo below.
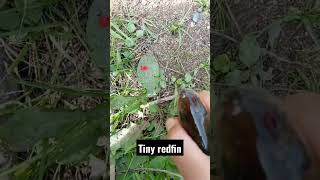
[166,118,178,131]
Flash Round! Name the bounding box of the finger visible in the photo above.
[166,117,210,180]
[198,91,210,112]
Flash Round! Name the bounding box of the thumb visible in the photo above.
[166,117,210,180]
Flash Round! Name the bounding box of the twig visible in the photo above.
[0,90,24,97]
[0,38,18,58]
[149,95,175,106]
[52,164,61,180]
[116,168,183,178]
[222,0,242,37]
[212,31,238,43]
[49,35,75,63]
[262,49,312,69]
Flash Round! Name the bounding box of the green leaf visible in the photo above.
[137,54,160,97]
[239,35,261,67]
[213,54,231,73]
[111,29,124,40]
[0,108,83,151]
[122,51,134,60]
[130,156,149,169]
[0,104,106,161]
[110,95,147,110]
[268,21,281,48]
[136,30,144,38]
[0,9,21,31]
[51,105,106,164]
[176,79,183,85]
[86,0,108,69]
[184,73,192,83]
[225,70,242,85]
[127,21,136,33]
[149,104,159,113]
[14,0,52,25]
[125,37,136,47]
[149,157,167,169]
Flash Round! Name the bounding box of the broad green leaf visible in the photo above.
[268,21,281,48]
[213,54,231,73]
[149,156,167,169]
[110,95,147,110]
[239,35,261,67]
[14,0,55,25]
[86,0,108,69]
[0,108,83,151]
[0,104,106,164]
[0,9,20,31]
[136,30,144,38]
[127,21,136,33]
[225,70,242,85]
[49,105,106,164]
[184,73,192,83]
[137,54,160,97]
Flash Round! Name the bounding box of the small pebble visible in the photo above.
[190,21,195,27]
[192,12,203,23]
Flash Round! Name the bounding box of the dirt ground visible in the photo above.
[213,0,320,96]
[111,0,210,91]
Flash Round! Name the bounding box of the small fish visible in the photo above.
[215,87,310,180]
[178,89,209,155]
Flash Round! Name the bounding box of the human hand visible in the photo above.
[166,91,210,180]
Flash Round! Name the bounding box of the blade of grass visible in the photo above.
[0,23,63,37]
[17,80,108,97]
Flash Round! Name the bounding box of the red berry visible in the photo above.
[99,16,110,28]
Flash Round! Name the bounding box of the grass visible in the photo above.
[110,14,182,179]
[211,0,320,95]
[0,0,108,179]
[4,0,318,179]
[110,0,210,179]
